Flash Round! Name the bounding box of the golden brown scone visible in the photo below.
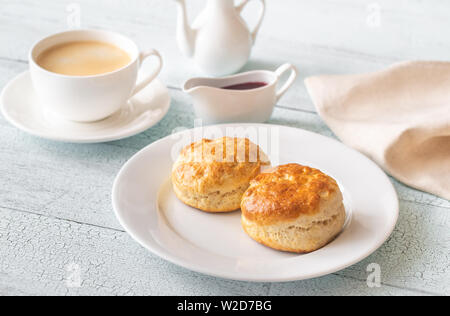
[241,164,346,253]
[172,137,270,213]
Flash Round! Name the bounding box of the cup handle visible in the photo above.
[236,0,266,43]
[275,63,298,102]
[131,49,163,97]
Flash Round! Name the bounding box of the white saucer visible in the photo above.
[0,71,171,143]
[112,124,399,282]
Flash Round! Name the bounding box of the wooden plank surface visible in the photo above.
[0,0,449,296]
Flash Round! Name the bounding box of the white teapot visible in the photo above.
[174,0,266,76]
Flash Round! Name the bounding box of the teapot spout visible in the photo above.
[174,0,196,58]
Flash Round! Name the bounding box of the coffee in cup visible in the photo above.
[36,41,132,77]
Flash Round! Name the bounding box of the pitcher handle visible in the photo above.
[131,49,163,97]
[236,0,266,44]
[275,64,298,102]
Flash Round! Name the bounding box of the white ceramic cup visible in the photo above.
[29,29,163,122]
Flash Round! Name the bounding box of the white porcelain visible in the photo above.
[112,124,399,282]
[174,0,266,76]
[0,71,171,143]
[29,29,163,122]
[183,63,297,124]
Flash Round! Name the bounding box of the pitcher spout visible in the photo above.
[183,78,211,96]
[174,0,196,58]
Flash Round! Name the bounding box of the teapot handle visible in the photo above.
[236,0,266,44]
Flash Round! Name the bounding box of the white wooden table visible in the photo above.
[0,0,449,296]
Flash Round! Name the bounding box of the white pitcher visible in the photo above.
[183,64,298,124]
[174,0,266,76]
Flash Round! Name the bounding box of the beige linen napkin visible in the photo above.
[305,61,450,200]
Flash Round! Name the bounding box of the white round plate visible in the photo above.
[0,71,170,143]
[112,124,399,282]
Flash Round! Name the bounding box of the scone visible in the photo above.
[172,137,270,213]
[241,164,346,253]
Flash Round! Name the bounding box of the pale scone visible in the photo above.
[241,164,346,253]
[172,137,270,213]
